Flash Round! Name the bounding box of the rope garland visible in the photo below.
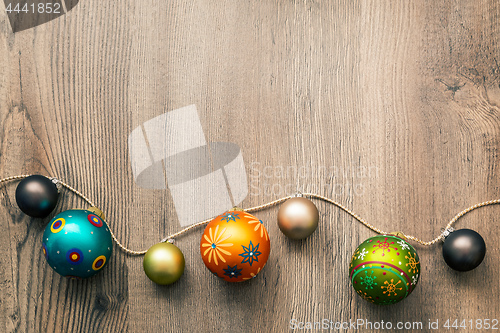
[2,175,499,254]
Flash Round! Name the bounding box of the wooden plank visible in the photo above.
[0,1,498,332]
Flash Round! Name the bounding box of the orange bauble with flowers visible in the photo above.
[200,210,270,282]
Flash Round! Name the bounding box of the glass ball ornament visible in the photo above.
[277,197,319,240]
[16,175,60,218]
[442,229,486,271]
[200,210,270,282]
[349,234,420,305]
[42,208,113,279]
[143,242,185,285]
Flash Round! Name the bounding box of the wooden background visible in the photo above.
[1,1,499,332]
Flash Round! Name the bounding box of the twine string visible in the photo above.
[2,175,499,255]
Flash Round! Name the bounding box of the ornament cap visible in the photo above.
[49,177,63,193]
[440,227,455,241]
[229,206,245,212]
[389,231,407,240]
[88,206,106,221]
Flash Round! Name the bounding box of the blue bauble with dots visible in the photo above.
[42,209,113,279]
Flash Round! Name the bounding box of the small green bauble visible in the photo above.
[143,242,185,285]
[349,234,420,305]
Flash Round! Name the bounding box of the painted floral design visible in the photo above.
[405,252,420,274]
[358,248,368,260]
[360,270,378,290]
[221,212,240,223]
[397,239,410,250]
[242,267,262,280]
[350,249,360,264]
[356,289,375,303]
[372,237,398,256]
[239,241,261,266]
[201,225,233,265]
[223,265,243,279]
[381,279,403,296]
[248,217,269,240]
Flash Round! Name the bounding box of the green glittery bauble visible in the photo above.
[349,234,420,305]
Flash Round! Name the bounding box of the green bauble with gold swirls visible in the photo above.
[349,234,420,305]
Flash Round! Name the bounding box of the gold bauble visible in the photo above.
[143,242,185,285]
[277,197,319,239]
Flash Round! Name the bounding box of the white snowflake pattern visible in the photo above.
[411,274,419,284]
[358,248,368,260]
[397,240,410,250]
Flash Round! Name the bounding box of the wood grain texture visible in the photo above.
[0,1,499,332]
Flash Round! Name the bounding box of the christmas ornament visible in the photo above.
[442,229,486,271]
[277,196,319,239]
[200,210,270,282]
[16,175,60,218]
[350,234,420,305]
[2,174,499,302]
[143,242,185,285]
[42,208,113,279]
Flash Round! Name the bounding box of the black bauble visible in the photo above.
[442,229,486,271]
[15,175,59,218]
